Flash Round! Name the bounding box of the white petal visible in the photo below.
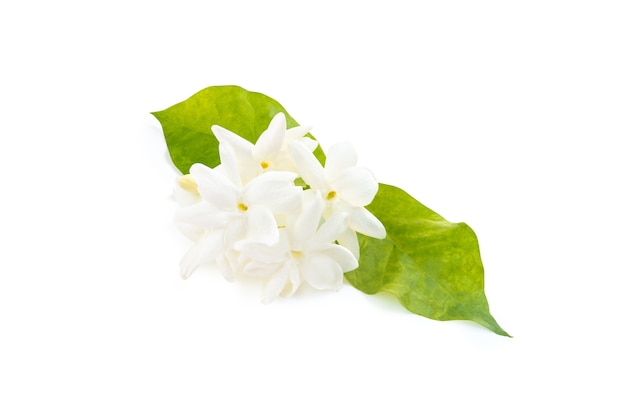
[312,212,348,244]
[292,190,323,246]
[300,255,344,291]
[190,163,238,211]
[347,206,386,239]
[332,167,378,207]
[262,264,289,304]
[325,141,358,176]
[212,125,254,159]
[217,142,242,187]
[285,261,302,297]
[254,112,285,161]
[236,230,290,263]
[246,205,279,245]
[222,217,247,248]
[337,229,360,259]
[174,201,229,229]
[179,230,223,279]
[289,142,327,192]
[300,137,319,152]
[243,171,301,213]
[174,221,205,242]
[315,243,358,272]
[238,242,281,264]
[216,250,240,281]
[285,124,312,141]
[242,261,282,277]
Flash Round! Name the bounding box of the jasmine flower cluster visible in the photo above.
[173,113,385,302]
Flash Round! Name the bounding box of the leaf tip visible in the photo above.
[476,315,511,337]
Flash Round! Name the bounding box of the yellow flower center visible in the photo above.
[261,161,269,169]
[291,250,303,259]
[237,202,249,212]
[326,191,337,200]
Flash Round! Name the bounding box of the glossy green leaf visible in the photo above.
[345,184,509,336]
[151,85,325,174]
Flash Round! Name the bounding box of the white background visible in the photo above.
[1,1,625,406]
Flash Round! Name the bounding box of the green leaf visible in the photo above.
[151,85,325,174]
[345,184,510,337]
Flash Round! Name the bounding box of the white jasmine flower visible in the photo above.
[211,112,315,183]
[236,191,358,303]
[174,142,302,279]
[289,141,386,257]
